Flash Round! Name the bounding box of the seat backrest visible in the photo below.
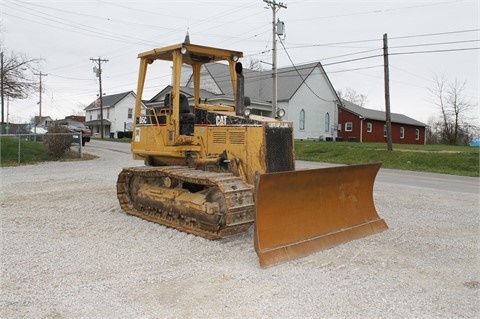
[179,94,191,114]
[164,93,190,114]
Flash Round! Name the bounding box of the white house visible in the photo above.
[150,62,341,140]
[84,91,144,138]
[272,63,340,140]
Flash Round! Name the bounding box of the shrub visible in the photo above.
[45,123,73,158]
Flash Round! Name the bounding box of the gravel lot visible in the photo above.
[1,143,479,319]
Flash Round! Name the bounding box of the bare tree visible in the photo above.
[337,88,368,107]
[1,50,40,122]
[245,57,263,71]
[428,74,477,145]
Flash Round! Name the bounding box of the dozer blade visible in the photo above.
[254,163,388,268]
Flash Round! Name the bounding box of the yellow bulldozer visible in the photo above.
[116,42,388,268]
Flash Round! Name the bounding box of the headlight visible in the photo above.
[181,46,188,55]
[244,108,251,117]
[276,108,285,118]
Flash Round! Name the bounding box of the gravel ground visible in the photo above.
[1,144,479,319]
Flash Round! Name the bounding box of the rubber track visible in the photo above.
[117,166,255,239]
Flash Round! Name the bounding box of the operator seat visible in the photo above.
[165,93,194,135]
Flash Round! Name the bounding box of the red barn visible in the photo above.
[338,100,427,144]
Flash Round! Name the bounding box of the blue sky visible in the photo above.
[1,0,478,124]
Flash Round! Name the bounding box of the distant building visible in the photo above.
[153,62,341,141]
[338,99,427,144]
[33,116,53,127]
[97,62,427,145]
[65,115,86,123]
[84,91,145,138]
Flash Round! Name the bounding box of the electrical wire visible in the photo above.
[287,0,465,22]
[389,29,480,40]
[390,47,480,56]
[389,39,479,49]
[278,36,335,102]
[5,0,478,116]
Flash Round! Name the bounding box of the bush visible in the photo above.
[45,123,73,158]
[124,131,133,139]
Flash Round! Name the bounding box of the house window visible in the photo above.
[299,109,305,131]
[338,123,342,132]
[324,112,330,132]
[367,122,372,133]
[107,109,110,119]
[384,125,387,137]
[345,122,352,132]
[89,113,92,121]
[97,110,101,120]
[415,129,420,140]
[400,127,405,139]
[128,108,133,119]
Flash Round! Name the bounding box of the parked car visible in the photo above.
[29,125,49,134]
[28,125,48,141]
[55,119,92,146]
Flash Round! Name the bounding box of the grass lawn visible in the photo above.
[0,136,95,166]
[295,141,479,177]
[2,136,478,177]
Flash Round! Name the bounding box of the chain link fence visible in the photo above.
[0,133,85,166]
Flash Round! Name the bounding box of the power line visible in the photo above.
[327,65,383,74]
[389,39,479,49]
[3,2,156,46]
[322,54,383,67]
[389,28,480,40]
[269,29,479,53]
[278,37,334,102]
[390,47,479,56]
[287,0,465,22]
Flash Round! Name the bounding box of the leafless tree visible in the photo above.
[337,88,367,107]
[428,74,477,145]
[1,49,40,122]
[245,57,263,71]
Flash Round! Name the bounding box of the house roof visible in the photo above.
[34,116,53,122]
[341,99,427,127]
[84,119,112,126]
[148,85,218,104]
[84,91,134,110]
[203,61,336,102]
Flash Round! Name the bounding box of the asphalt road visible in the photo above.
[87,139,479,196]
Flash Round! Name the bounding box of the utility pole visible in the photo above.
[34,72,48,127]
[264,0,286,118]
[90,57,108,139]
[383,33,393,151]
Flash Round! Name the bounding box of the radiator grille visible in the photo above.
[265,126,295,173]
[212,131,227,144]
[229,131,245,144]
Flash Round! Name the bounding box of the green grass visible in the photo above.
[3,136,478,177]
[0,137,51,165]
[295,141,479,177]
[0,136,95,166]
